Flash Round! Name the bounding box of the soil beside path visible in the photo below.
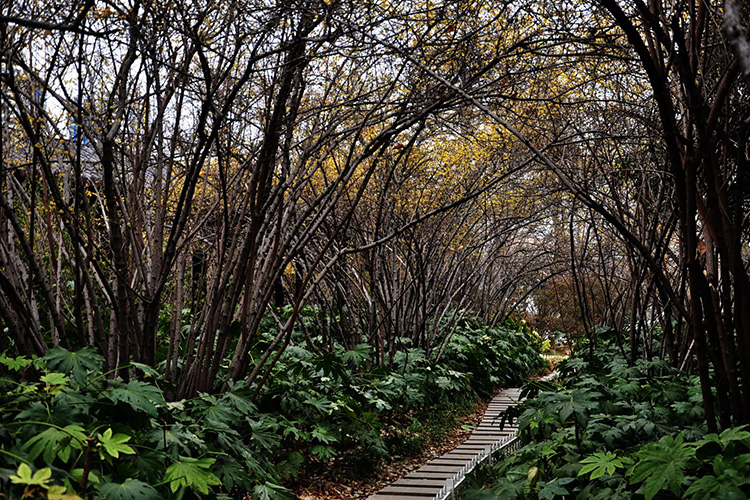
[287,396,494,500]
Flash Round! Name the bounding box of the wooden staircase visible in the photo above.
[368,387,522,500]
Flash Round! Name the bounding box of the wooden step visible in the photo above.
[381,485,443,495]
[442,453,481,460]
[405,471,456,480]
[430,459,470,466]
[391,479,447,487]
[370,495,436,500]
[416,464,464,473]
[367,388,523,499]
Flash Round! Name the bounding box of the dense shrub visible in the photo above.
[463,344,750,500]
[0,347,293,500]
[0,311,543,499]
[256,312,547,471]
[439,316,548,397]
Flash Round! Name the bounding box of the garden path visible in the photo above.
[367,387,522,500]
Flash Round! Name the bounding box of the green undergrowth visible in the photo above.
[0,312,545,499]
[463,341,750,500]
[293,389,480,484]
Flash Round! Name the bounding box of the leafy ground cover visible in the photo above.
[463,341,750,499]
[0,313,545,499]
[291,395,493,499]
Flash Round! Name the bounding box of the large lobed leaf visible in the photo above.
[23,425,87,464]
[108,380,165,416]
[630,433,695,500]
[578,451,630,480]
[252,482,297,500]
[45,347,104,386]
[164,456,221,494]
[96,479,160,500]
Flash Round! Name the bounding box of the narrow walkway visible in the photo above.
[368,388,522,500]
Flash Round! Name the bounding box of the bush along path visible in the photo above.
[463,340,750,500]
[0,313,547,500]
[368,388,523,500]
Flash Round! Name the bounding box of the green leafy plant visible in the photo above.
[164,457,222,495]
[1,310,544,498]
[462,341,738,500]
[578,452,630,480]
[96,429,135,460]
[0,348,293,499]
[630,434,695,499]
[8,463,83,500]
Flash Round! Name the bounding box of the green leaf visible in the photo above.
[0,351,31,371]
[685,474,747,500]
[224,387,257,415]
[131,362,160,377]
[24,427,63,463]
[109,380,165,416]
[10,463,52,488]
[148,425,204,455]
[24,425,86,464]
[340,344,372,366]
[252,481,298,500]
[71,468,100,485]
[695,425,750,461]
[15,399,79,427]
[278,451,305,480]
[716,425,750,444]
[303,395,333,413]
[41,372,71,387]
[310,444,336,460]
[96,479,160,500]
[129,450,164,483]
[578,451,627,480]
[47,484,84,500]
[684,454,750,500]
[281,421,307,441]
[250,420,280,451]
[630,433,694,500]
[164,456,221,495]
[537,477,574,499]
[216,459,249,491]
[600,426,625,448]
[45,346,103,385]
[97,428,135,459]
[311,424,340,444]
[204,400,240,431]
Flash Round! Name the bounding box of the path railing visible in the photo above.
[433,433,521,500]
